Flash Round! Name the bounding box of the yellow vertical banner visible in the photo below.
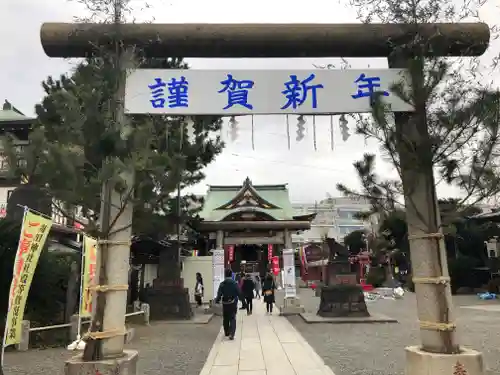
[5,210,52,346]
[80,236,98,317]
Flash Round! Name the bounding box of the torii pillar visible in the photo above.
[40,21,489,375]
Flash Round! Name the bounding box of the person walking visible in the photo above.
[215,268,245,340]
[254,275,261,299]
[237,272,246,310]
[241,274,255,315]
[194,272,204,307]
[262,273,276,314]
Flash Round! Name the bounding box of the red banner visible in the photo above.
[227,245,234,262]
[267,244,273,260]
[271,256,280,276]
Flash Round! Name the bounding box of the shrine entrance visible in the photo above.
[190,177,315,276]
[238,244,260,262]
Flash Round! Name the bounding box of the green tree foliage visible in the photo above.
[374,203,500,291]
[336,0,500,215]
[338,154,401,218]
[3,56,223,236]
[343,230,367,253]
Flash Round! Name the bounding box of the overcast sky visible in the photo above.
[1,0,498,202]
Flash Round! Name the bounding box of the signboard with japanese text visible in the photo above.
[271,256,280,276]
[125,69,413,115]
[226,245,234,263]
[282,249,297,298]
[212,249,225,300]
[267,244,273,261]
[5,210,52,346]
[80,236,98,317]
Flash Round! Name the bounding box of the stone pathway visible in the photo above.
[199,300,335,375]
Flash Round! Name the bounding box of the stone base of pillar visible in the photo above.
[317,284,369,318]
[65,350,138,375]
[279,296,305,316]
[147,285,193,320]
[405,346,484,375]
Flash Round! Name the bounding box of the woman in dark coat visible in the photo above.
[194,272,204,307]
[241,274,255,315]
[262,273,276,314]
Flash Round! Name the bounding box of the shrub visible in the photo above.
[448,256,482,294]
[487,277,500,294]
[404,257,484,294]
[0,218,78,327]
[366,266,386,287]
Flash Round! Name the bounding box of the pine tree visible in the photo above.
[1,1,223,363]
[337,0,500,210]
[334,0,499,356]
[3,56,223,234]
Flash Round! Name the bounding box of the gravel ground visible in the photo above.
[4,316,222,375]
[277,288,500,375]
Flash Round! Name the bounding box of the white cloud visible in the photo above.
[0,0,498,202]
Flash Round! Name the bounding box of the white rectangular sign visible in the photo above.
[212,249,225,300]
[125,69,413,115]
[282,249,297,298]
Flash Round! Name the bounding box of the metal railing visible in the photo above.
[28,309,147,333]
[14,303,150,352]
[29,322,72,332]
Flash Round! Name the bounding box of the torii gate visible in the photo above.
[40,21,489,375]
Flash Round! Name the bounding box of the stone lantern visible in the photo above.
[317,238,369,317]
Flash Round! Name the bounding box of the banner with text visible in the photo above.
[226,245,234,263]
[80,236,98,317]
[125,69,413,115]
[267,244,273,261]
[212,249,225,300]
[271,256,280,276]
[282,249,297,298]
[5,210,52,346]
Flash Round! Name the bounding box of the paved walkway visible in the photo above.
[199,300,335,375]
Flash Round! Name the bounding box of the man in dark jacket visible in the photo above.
[215,268,245,340]
[241,274,255,315]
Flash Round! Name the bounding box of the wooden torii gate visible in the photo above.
[40,21,489,375]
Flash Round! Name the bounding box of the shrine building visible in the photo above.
[191,177,316,275]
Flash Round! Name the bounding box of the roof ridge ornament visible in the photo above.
[243,177,252,186]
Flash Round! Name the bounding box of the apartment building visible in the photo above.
[292,196,377,244]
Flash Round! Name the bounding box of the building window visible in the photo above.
[337,210,362,220]
[339,226,365,235]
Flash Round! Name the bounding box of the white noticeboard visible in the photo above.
[212,249,225,300]
[125,69,413,115]
[282,249,296,298]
